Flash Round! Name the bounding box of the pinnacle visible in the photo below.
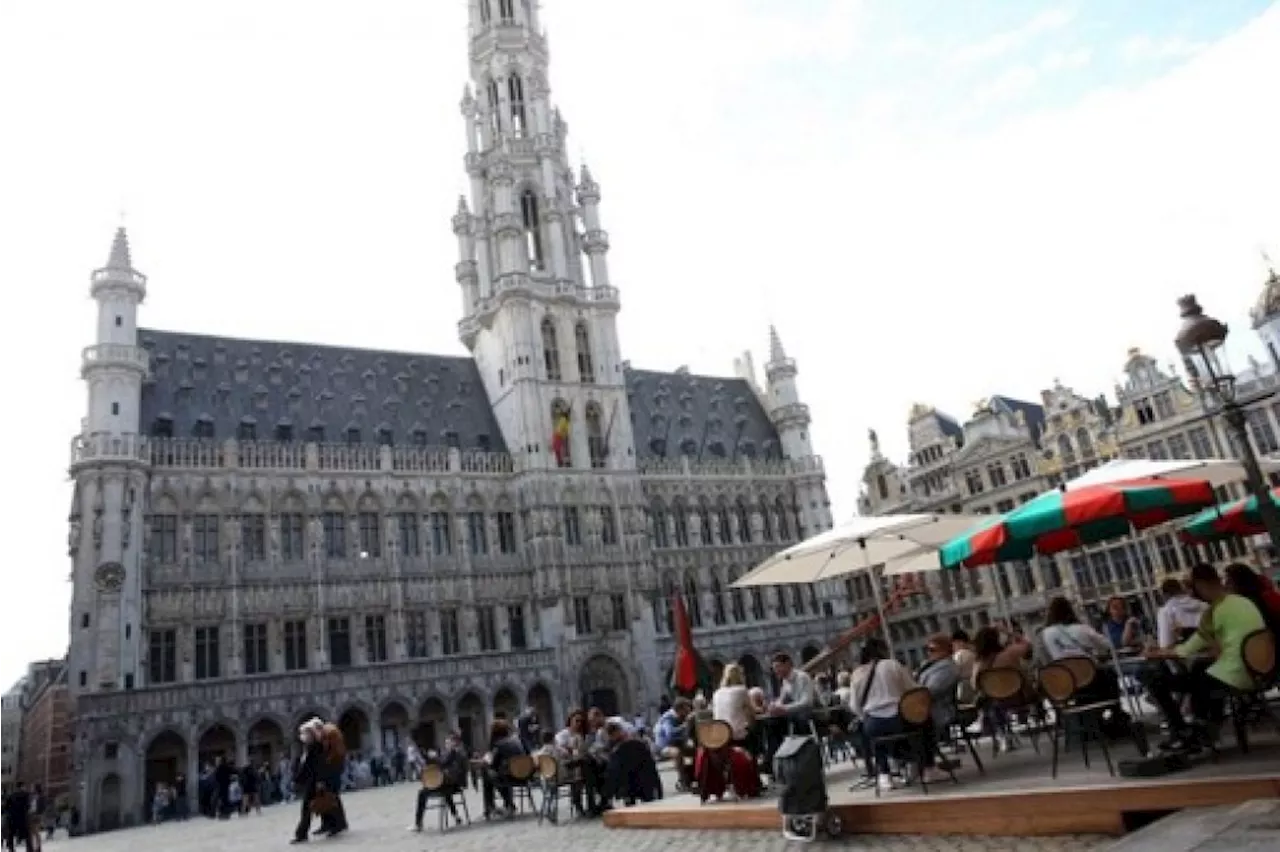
[768,325,787,363]
[456,195,470,213]
[106,227,132,271]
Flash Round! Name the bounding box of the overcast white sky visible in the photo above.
[1,1,1278,688]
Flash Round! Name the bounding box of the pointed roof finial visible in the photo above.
[456,194,470,214]
[107,227,132,271]
[768,324,787,363]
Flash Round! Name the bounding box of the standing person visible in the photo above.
[291,722,325,844]
[316,721,349,837]
[3,782,31,852]
[516,703,541,754]
[213,756,234,820]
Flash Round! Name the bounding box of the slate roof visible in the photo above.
[623,368,782,461]
[990,394,1047,445]
[137,329,508,452]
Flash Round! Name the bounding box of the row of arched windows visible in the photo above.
[648,495,796,549]
[653,571,820,633]
[542,317,594,383]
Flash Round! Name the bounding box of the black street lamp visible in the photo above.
[1174,294,1280,555]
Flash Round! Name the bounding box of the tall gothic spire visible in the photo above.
[768,325,787,363]
[107,227,132,271]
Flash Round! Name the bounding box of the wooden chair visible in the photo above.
[420,763,470,831]
[1228,629,1280,754]
[505,754,539,815]
[866,687,958,798]
[534,754,579,825]
[693,720,733,804]
[1038,663,1116,779]
[976,666,1043,756]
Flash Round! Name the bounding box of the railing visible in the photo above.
[71,434,515,475]
[75,648,556,719]
[638,454,824,480]
[81,344,150,375]
[90,266,147,291]
[770,402,810,423]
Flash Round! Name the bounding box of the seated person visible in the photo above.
[480,720,527,818]
[1033,596,1130,735]
[1156,577,1209,648]
[711,663,756,747]
[1101,596,1144,652]
[553,710,601,816]
[410,732,467,831]
[653,698,694,788]
[851,638,946,791]
[915,634,961,741]
[600,721,662,809]
[1143,563,1268,752]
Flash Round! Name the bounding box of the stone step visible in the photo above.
[1104,798,1280,851]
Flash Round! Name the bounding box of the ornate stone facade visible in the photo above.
[66,2,839,831]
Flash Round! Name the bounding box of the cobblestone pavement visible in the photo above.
[49,782,1114,851]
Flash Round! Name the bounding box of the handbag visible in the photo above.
[310,786,337,816]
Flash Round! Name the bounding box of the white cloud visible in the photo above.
[971,65,1041,106]
[1041,46,1093,72]
[1121,34,1207,63]
[949,8,1076,65]
[0,0,1277,685]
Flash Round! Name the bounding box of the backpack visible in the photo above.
[320,723,347,765]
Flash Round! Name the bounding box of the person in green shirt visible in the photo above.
[1142,562,1266,753]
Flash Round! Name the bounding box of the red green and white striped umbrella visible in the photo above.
[1179,487,1280,544]
[940,477,1217,570]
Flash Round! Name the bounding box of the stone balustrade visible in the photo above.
[81,344,150,375]
[71,433,515,475]
[638,454,824,480]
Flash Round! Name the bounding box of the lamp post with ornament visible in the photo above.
[1174,293,1280,556]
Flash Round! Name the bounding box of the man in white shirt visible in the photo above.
[1156,577,1208,649]
[769,652,815,720]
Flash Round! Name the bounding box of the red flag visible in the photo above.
[671,594,701,695]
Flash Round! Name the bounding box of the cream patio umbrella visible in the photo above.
[1063,457,1280,490]
[731,513,985,588]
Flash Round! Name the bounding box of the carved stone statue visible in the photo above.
[269,519,281,565]
[868,428,880,457]
[92,509,104,551]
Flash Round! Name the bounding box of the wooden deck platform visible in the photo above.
[603,735,1280,837]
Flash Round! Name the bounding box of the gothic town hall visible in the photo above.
[65,0,836,830]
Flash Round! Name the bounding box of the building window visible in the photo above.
[599,507,618,545]
[563,506,582,545]
[775,586,789,618]
[238,421,256,442]
[716,503,732,544]
[327,617,352,667]
[672,502,690,547]
[684,576,702,627]
[964,470,984,496]
[1187,426,1214,458]
[430,511,453,556]
[650,503,670,548]
[322,512,346,559]
[364,615,388,663]
[1011,454,1032,480]
[585,403,606,467]
[541,318,561,381]
[607,593,627,631]
[241,514,266,562]
[507,605,528,650]
[194,626,220,680]
[150,514,178,563]
[1248,409,1279,454]
[520,188,544,270]
[498,0,515,22]
[193,514,219,563]
[1153,391,1175,420]
[573,596,592,635]
[758,497,774,542]
[551,400,572,467]
[574,322,594,383]
[478,0,490,24]
[242,623,269,676]
[711,578,726,625]
[1146,440,1169,460]
[750,588,765,620]
[357,512,382,558]
[775,498,791,541]
[405,611,429,658]
[735,500,752,544]
[987,462,1007,488]
[281,513,305,561]
[307,425,326,443]
[507,73,526,136]
[476,607,498,652]
[397,512,421,557]
[147,629,177,684]
[496,511,518,554]
[467,511,489,555]
[730,576,747,622]
[283,620,308,671]
[439,609,461,655]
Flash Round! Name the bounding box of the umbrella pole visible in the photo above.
[861,540,896,660]
[1126,530,1162,627]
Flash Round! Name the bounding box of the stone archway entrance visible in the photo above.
[801,644,822,665]
[144,730,187,802]
[527,683,554,729]
[380,701,411,753]
[197,724,236,769]
[97,774,123,831]
[247,718,285,766]
[337,707,370,754]
[492,686,520,721]
[455,693,485,753]
[578,654,629,717]
[415,697,448,751]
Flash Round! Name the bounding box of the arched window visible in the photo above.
[710,577,726,625]
[485,78,501,137]
[716,500,733,544]
[478,0,491,25]
[520,189,545,270]
[507,73,527,137]
[550,399,571,468]
[574,322,595,383]
[759,497,774,542]
[498,0,515,23]
[585,403,606,469]
[662,575,679,633]
[750,587,765,620]
[775,497,791,541]
[698,499,714,545]
[672,499,690,547]
[790,585,805,615]
[876,473,889,499]
[735,498,753,544]
[683,575,702,628]
[1057,433,1075,461]
[1076,427,1094,457]
[650,501,670,548]
[727,569,746,622]
[775,586,789,617]
[540,317,561,380]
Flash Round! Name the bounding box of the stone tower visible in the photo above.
[764,326,831,536]
[67,228,150,697]
[455,0,634,474]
